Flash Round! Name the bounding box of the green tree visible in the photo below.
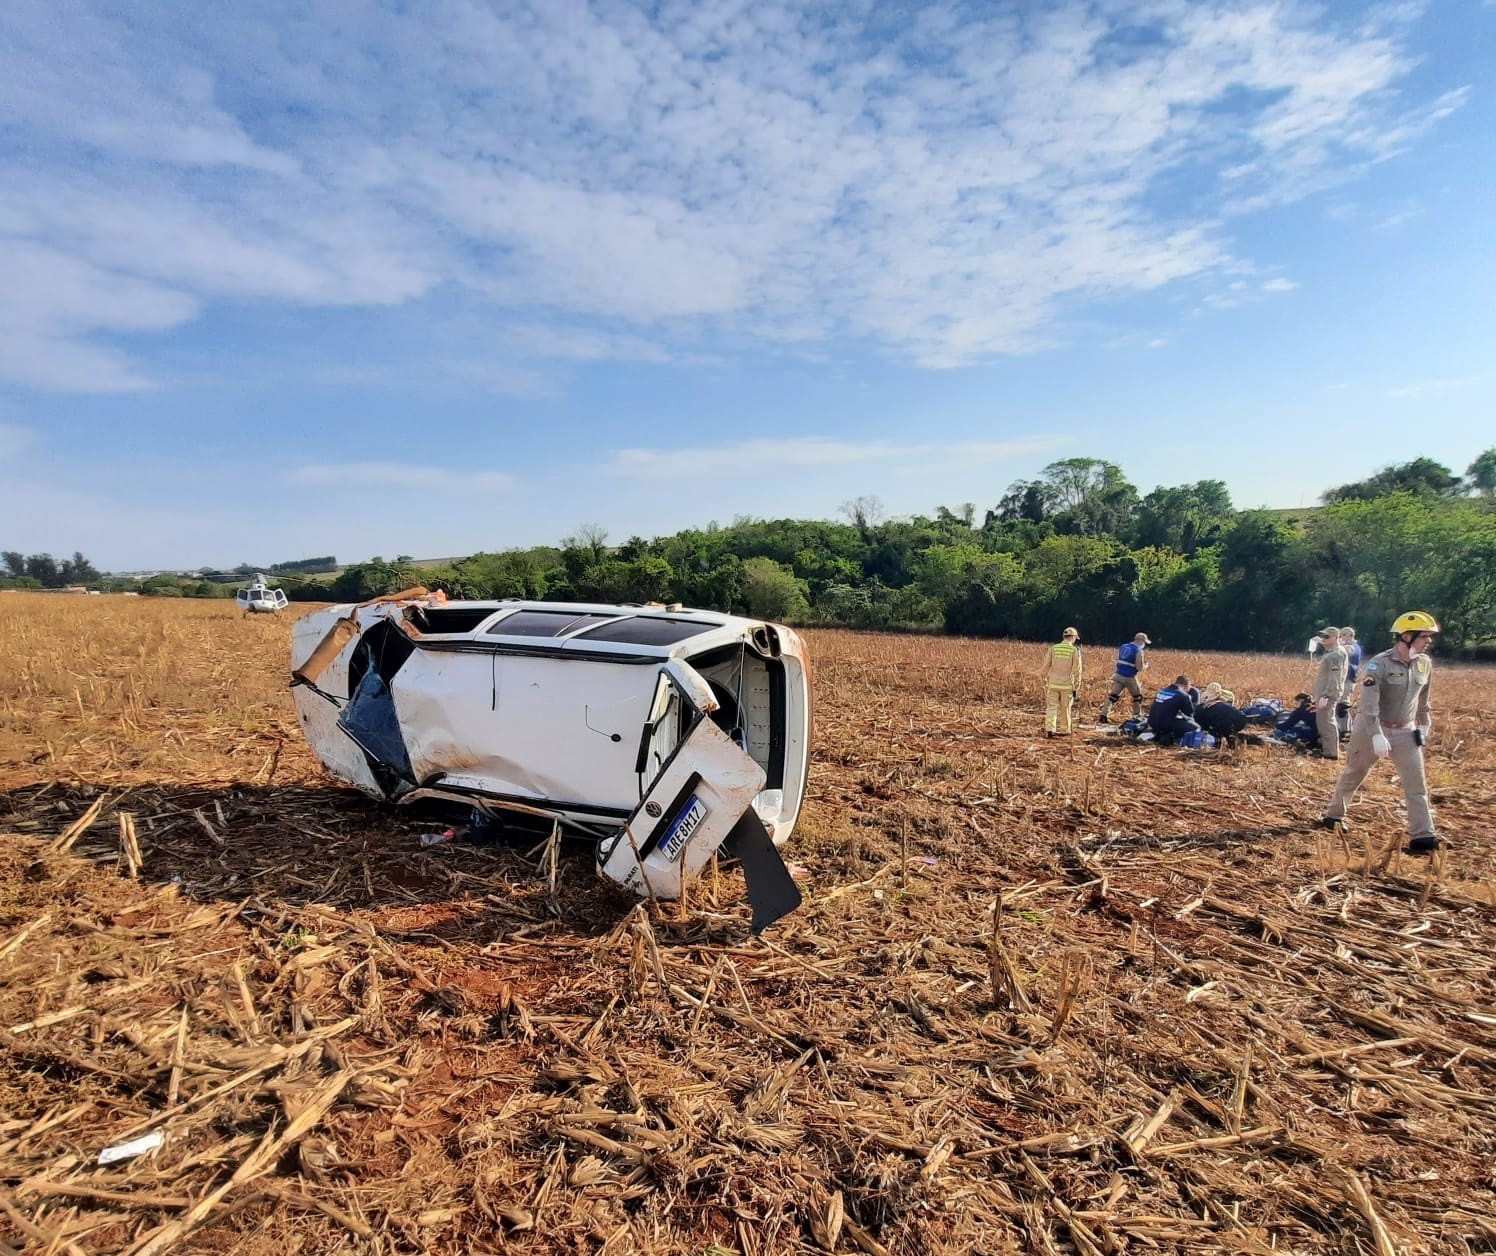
[930,549,1024,636]
[60,552,101,585]
[992,480,1048,524]
[573,557,674,604]
[140,573,183,597]
[329,558,410,601]
[1306,494,1432,619]
[1467,448,1496,497]
[560,524,611,579]
[1409,501,1496,645]
[1323,458,1463,503]
[1034,458,1139,536]
[1,551,24,578]
[657,529,744,610]
[674,553,744,612]
[1132,481,1233,553]
[1213,513,1311,649]
[453,550,552,600]
[741,557,809,621]
[25,554,60,586]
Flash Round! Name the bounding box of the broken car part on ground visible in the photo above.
[290,595,811,931]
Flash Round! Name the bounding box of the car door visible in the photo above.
[598,659,801,932]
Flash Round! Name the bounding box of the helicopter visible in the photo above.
[235,573,289,614]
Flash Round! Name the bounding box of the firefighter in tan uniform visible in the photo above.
[1310,627,1348,759]
[1336,626,1362,741]
[1320,611,1441,854]
[1040,627,1083,736]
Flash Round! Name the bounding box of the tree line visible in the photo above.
[0,551,100,588]
[6,449,1493,651]
[326,449,1495,651]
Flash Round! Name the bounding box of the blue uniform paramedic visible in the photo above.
[1098,633,1150,724]
[1146,676,1201,745]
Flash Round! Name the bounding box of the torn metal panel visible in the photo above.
[598,702,766,901]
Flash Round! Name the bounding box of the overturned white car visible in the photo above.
[290,597,811,931]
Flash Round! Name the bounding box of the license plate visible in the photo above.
[659,795,708,863]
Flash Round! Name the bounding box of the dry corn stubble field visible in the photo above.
[1,594,1493,1256]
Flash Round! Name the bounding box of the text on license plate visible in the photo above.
[660,795,708,862]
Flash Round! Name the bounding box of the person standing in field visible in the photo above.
[1320,612,1442,854]
[1098,632,1150,723]
[1040,627,1083,737]
[1310,626,1348,759]
[1336,626,1362,741]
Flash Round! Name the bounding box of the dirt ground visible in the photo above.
[1,595,1493,1255]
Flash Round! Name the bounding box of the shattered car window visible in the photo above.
[573,617,718,646]
[482,610,616,637]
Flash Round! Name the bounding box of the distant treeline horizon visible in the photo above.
[7,451,1495,652]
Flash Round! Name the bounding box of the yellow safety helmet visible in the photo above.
[1391,611,1440,635]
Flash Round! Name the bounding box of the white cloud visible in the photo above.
[605,435,1065,480]
[0,239,197,391]
[0,0,1464,388]
[1261,278,1299,292]
[289,463,515,493]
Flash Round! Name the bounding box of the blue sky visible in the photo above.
[1,0,1492,570]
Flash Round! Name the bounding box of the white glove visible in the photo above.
[1316,696,1329,711]
[1371,732,1390,758]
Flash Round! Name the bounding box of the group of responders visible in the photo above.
[1035,612,1446,856]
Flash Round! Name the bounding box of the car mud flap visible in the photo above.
[721,811,802,935]
[337,663,416,800]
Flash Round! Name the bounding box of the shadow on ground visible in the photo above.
[0,780,671,946]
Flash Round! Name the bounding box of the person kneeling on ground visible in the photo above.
[1196,682,1250,745]
[1273,694,1321,751]
[1146,675,1201,746]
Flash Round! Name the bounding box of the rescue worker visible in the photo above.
[1337,626,1362,741]
[1098,632,1150,723]
[1320,612,1441,854]
[1145,675,1200,745]
[1310,626,1348,760]
[1196,682,1248,743]
[1040,627,1083,737]
[1274,693,1321,749]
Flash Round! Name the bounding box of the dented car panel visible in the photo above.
[599,711,766,901]
[289,598,810,929]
